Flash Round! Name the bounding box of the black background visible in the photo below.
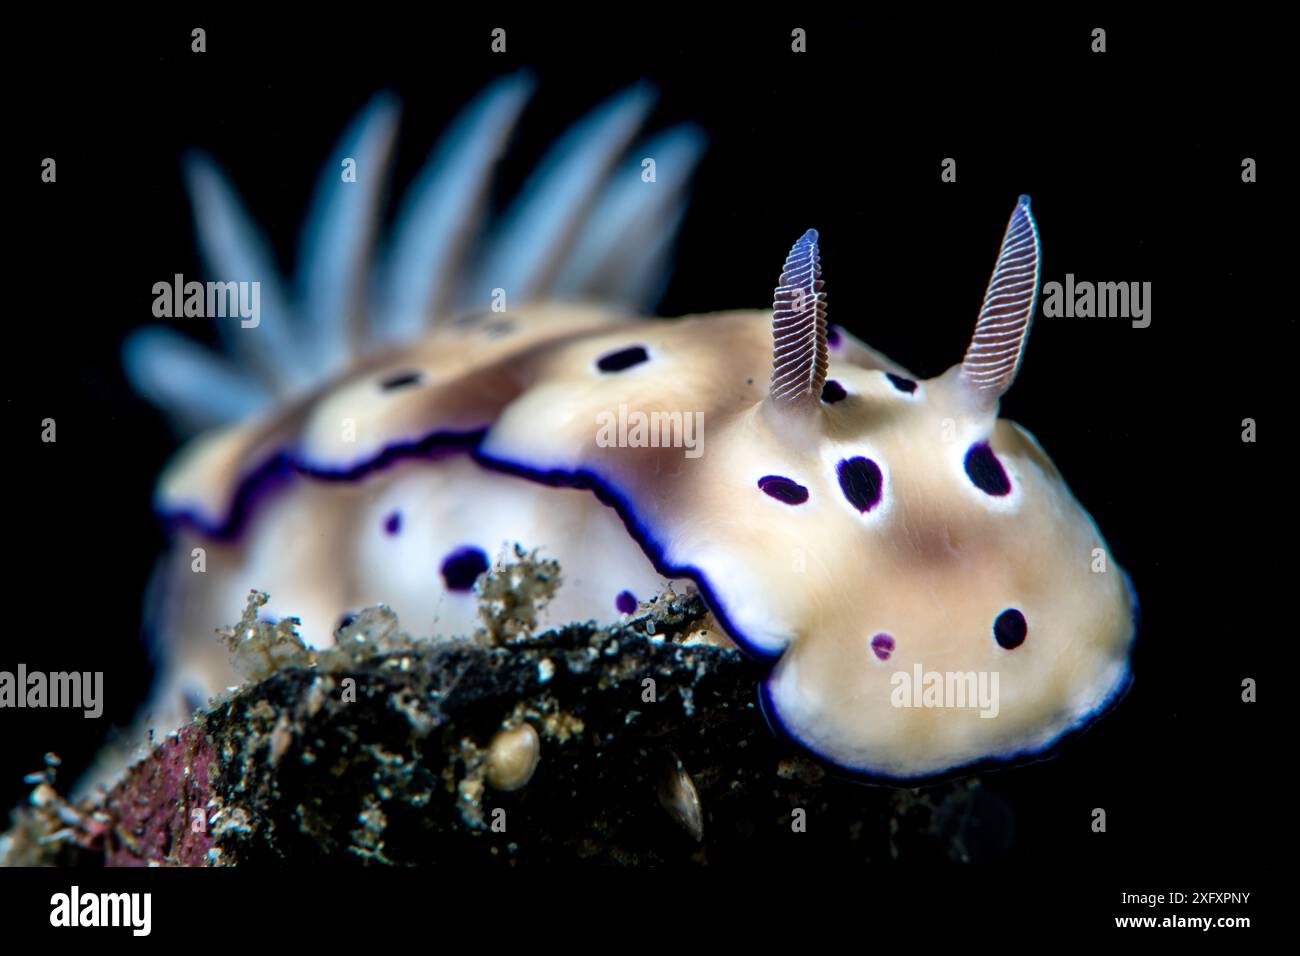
[4,8,1283,890]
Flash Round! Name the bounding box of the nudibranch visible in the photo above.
[127,77,1137,782]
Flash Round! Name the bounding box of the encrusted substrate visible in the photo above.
[3,586,1005,866]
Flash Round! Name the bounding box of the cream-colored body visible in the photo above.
[154,302,1134,779]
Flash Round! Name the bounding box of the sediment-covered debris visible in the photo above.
[2,552,1002,866]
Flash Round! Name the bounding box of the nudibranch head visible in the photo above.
[479,197,1136,781]
[759,199,1134,778]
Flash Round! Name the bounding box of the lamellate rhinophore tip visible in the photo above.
[770,228,828,406]
[960,196,1041,405]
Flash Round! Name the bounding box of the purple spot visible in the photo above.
[965,442,1012,496]
[441,546,489,592]
[994,608,1027,649]
[383,511,402,535]
[837,457,884,512]
[826,325,843,347]
[758,475,809,505]
[821,379,847,403]
[596,346,649,372]
[870,633,895,661]
[380,370,423,391]
[886,373,917,394]
[616,590,638,614]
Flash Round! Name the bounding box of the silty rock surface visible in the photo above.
[4,572,1002,866]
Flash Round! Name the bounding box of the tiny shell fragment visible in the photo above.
[486,723,541,792]
[657,754,704,842]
